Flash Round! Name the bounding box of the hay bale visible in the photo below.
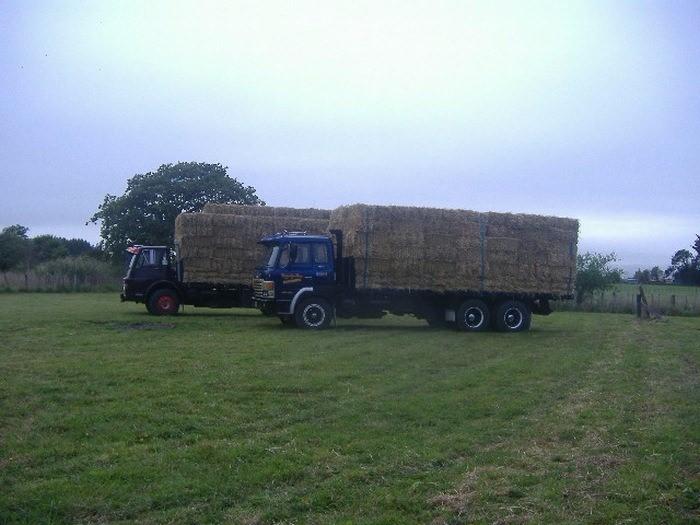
[329,204,578,296]
[175,209,329,283]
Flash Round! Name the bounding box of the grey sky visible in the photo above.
[1,1,698,274]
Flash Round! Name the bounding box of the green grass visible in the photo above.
[1,294,698,524]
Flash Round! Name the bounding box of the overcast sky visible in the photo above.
[1,1,698,273]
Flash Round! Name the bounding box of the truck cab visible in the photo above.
[121,245,180,313]
[253,232,337,328]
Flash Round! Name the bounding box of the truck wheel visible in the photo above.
[148,289,180,316]
[295,297,332,330]
[456,299,490,332]
[493,300,531,332]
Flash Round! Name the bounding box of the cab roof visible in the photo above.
[259,231,330,244]
[126,245,168,253]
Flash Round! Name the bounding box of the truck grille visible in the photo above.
[253,278,265,296]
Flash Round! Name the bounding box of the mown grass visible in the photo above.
[1,294,698,524]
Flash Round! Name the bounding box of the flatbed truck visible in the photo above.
[120,245,253,314]
[252,230,559,332]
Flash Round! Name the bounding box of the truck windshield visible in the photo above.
[259,245,279,268]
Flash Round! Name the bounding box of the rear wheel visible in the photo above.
[456,299,491,332]
[295,297,332,330]
[148,289,180,316]
[493,300,531,332]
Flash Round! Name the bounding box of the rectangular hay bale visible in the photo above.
[329,204,578,296]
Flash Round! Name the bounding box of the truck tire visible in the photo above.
[294,297,332,330]
[148,289,180,316]
[493,300,531,332]
[456,299,490,332]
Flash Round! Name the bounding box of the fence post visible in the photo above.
[636,294,642,317]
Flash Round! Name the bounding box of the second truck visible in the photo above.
[253,204,578,332]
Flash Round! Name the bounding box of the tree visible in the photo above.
[3,225,29,238]
[665,238,700,285]
[634,268,651,284]
[89,162,264,255]
[671,249,693,269]
[31,235,69,264]
[575,252,622,304]
[650,266,662,282]
[0,225,30,284]
[64,238,96,257]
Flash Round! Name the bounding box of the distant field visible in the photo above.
[1,294,698,524]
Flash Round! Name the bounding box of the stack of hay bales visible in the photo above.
[328,204,578,296]
[175,205,330,283]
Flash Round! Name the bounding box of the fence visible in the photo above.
[0,270,121,292]
[558,285,700,316]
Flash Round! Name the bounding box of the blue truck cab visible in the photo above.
[253,231,339,328]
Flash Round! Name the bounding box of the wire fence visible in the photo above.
[558,286,700,316]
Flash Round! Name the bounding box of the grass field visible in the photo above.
[1,294,698,524]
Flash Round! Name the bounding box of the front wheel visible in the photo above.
[147,289,180,316]
[294,297,333,330]
[456,299,491,332]
[493,300,531,332]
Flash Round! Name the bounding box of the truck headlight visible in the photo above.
[254,279,275,298]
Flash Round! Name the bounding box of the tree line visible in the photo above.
[629,237,700,285]
[0,225,99,273]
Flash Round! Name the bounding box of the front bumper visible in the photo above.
[254,296,277,315]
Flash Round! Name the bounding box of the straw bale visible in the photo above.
[175,209,329,283]
[329,204,578,296]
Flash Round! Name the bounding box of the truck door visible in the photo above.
[311,241,334,293]
[278,241,314,300]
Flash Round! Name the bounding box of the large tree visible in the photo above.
[665,235,700,285]
[89,162,263,255]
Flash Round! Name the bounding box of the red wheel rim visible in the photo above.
[157,295,175,312]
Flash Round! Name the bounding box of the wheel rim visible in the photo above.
[463,307,484,329]
[303,303,326,327]
[503,307,523,330]
[157,295,175,312]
